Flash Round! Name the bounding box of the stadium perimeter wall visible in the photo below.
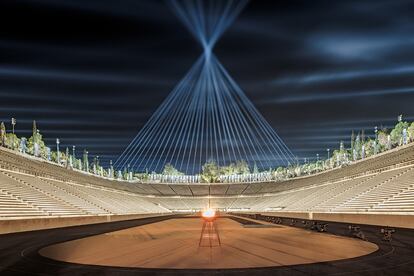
[257,212,414,229]
[0,213,170,235]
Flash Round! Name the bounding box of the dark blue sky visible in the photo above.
[1,0,414,166]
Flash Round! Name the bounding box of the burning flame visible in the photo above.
[202,208,216,218]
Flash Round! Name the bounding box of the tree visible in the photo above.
[390,121,409,146]
[407,122,414,142]
[0,122,6,146]
[377,129,389,152]
[65,147,70,168]
[293,165,302,177]
[26,122,49,158]
[234,160,250,174]
[135,172,149,181]
[363,139,375,157]
[253,163,259,174]
[32,120,38,143]
[201,160,220,183]
[162,163,183,175]
[93,157,98,174]
[5,133,20,149]
[332,149,342,167]
[220,163,236,175]
[354,133,361,159]
[274,166,287,180]
[51,150,66,163]
[122,167,128,180]
[83,150,89,172]
[350,130,355,154]
[77,158,82,170]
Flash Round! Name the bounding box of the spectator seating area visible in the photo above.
[1,143,414,218]
[0,158,168,218]
[246,166,414,213]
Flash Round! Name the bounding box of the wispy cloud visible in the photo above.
[0,66,171,85]
[261,87,414,104]
[308,33,414,60]
[271,65,414,86]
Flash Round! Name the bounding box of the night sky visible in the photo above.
[1,0,414,167]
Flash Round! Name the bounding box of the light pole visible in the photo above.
[327,148,330,160]
[109,160,113,178]
[387,134,391,150]
[85,151,89,171]
[72,145,76,161]
[11,118,16,150]
[34,129,40,157]
[403,128,407,145]
[11,118,16,134]
[374,126,378,154]
[56,138,60,164]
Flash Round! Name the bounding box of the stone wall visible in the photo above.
[0,213,170,234]
[258,212,414,229]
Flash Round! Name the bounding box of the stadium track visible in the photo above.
[0,214,413,275]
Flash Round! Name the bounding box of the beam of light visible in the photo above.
[309,34,414,60]
[271,86,414,104]
[0,66,171,85]
[0,106,149,119]
[114,0,296,174]
[272,65,414,86]
[21,0,165,20]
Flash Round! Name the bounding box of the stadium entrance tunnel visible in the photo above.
[39,216,378,269]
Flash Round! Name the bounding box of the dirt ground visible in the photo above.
[40,217,378,269]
